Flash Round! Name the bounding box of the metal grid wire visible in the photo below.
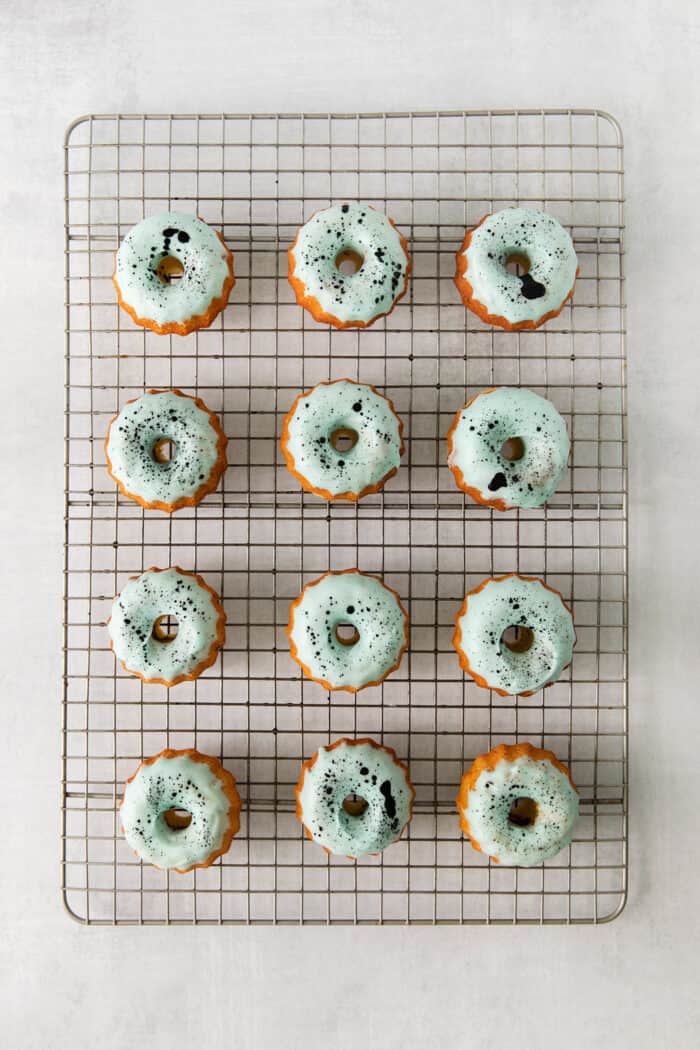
[63,110,627,925]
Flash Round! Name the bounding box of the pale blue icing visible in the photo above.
[283,380,403,499]
[459,750,579,865]
[109,568,225,685]
[289,571,408,690]
[121,752,236,870]
[448,387,570,509]
[106,390,226,510]
[290,203,409,325]
[297,740,413,857]
[114,212,231,327]
[458,207,577,325]
[455,575,575,695]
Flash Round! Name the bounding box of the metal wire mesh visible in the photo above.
[63,110,627,925]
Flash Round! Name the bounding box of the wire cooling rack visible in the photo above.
[63,110,627,925]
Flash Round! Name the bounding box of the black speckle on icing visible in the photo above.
[380,779,396,819]
[519,272,546,300]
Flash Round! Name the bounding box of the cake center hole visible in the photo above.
[504,252,531,275]
[335,623,360,647]
[500,625,535,653]
[152,437,176,463]
[342,794,369,817]
[162,807,192,830]
[156,255,185,283]
[335,248,364,275]
[152,615,179,643]
[500,436,526,461]
[330,427,359,453]
[508,797,538,827]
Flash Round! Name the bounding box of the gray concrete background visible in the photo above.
[1,2,697,1046]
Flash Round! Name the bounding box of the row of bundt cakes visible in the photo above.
[109,566,575,695]
[121,740,580,872]
[106,382,570,513]
[112,204,578,335]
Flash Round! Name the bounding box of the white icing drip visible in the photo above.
[448,387,570,509]
[283,380,403,498]
[459,752,579,866]
[106,390,225,509]
[109,568,224,684]
[297,740,413,857]
[115,212,231,327]
[290,203,408,325]
[455,575,575,694]
[458,207,577,324]
[289,571,408,690]
[121,753,236,870]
